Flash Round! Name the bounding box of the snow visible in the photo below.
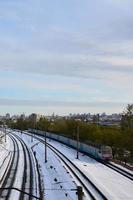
[111,161,133,175]
[0,133,14,187]
[0,131,40,200]
[33,133,133,200]
[18,132,83,200]
[10,131,41,199]
[9,134,25,200]
[1,130,133,200]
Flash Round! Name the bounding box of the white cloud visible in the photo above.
[0,0,133,114]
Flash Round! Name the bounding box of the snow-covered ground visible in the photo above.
[10,132,41,199]
[111,161,133,175]
[0,133,14,187]
[18,132,84,200]
[8,135,25,200]
[23,132,133,200]
[1,130,133,200]
[0,132,13,165]
[45,139,133,200]
[0,131,40,200]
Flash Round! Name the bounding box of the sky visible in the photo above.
[0,0,133,115]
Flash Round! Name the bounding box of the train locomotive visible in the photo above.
[29,129,113,161]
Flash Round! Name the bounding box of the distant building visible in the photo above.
[5,113,10,120]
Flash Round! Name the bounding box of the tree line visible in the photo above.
[3,104,133,164]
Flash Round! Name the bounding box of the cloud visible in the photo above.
[0,0,133,80]
[0,0,133,114]
[0,48,133,79]
[0,98,128,108]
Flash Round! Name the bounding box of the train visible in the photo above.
[28,129,113,161]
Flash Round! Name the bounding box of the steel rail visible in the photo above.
[25,132,108,200]
[0,135,19,199]
[11,133,34,200]
[103,162,133,181]
[11,132,42,200]
[31,131,133,182]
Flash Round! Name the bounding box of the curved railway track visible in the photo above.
[11,133,33,200]
[4,130,132,200]
[10,132,42,200]
[103,162,133,181]
[25,132,108,200]
[0,134,19,199]
[31,131,133,182]
[27,131,133,198]
[0,131,42,200]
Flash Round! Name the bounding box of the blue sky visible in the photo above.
[0,0,133,115]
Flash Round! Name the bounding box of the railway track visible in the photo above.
[0,131,42,200]
[10,132,42,200]
[6,130,132,200]
[11,133,33,200]
[103,162,133,181]
[31,131,133,182]
[0,135,19,199]
[25,132,108,200]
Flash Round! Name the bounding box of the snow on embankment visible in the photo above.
[0,134,14,186]
[47,139,133,200]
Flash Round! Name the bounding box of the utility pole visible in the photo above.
[31,116,36,142]
[76,124,79,159]
[31,131,33,142]
[45,131,47,163]
[4,124,6,143]
[76,186,84,200]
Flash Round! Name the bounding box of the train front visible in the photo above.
[100,146,113,161]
